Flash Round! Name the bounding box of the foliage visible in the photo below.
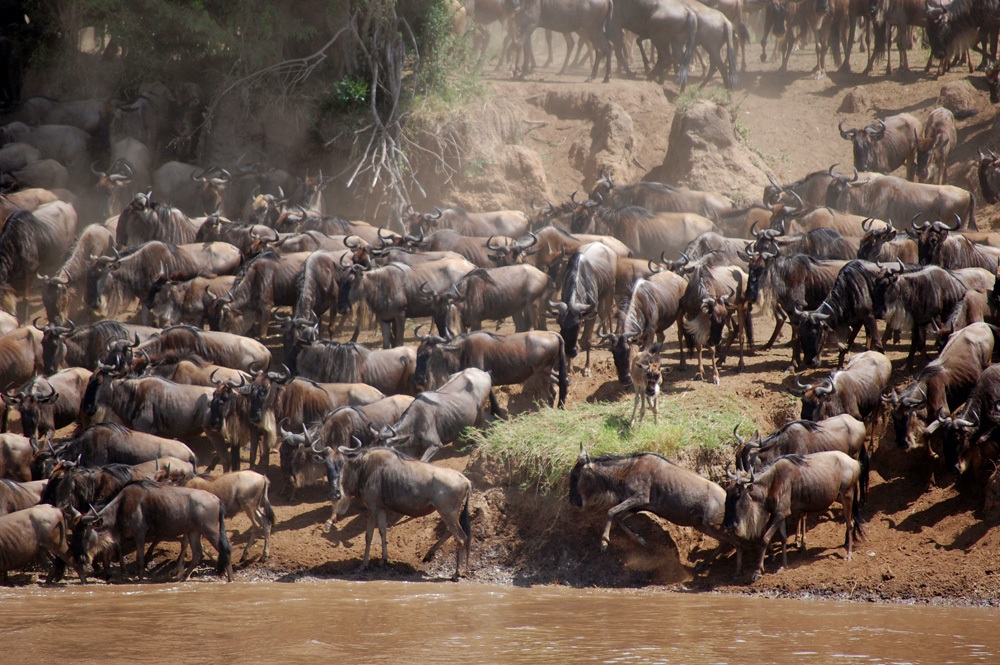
[469,398,752,494]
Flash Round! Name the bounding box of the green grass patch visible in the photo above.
[469,395,754,494]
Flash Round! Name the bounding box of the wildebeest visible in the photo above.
[337,257,475,347]
[569,446,742,573]
[0,204,76,318]
[883,322,996,452]
[0,433,37,481]
[414,329,567,408]
[979,148,1000,205]
[146,274,237,328]
[607,0,699,85]
[872,261,968,367]
[115,193,201,247]
[629,346,664,425]
[206,251,309,337]
[915,108,958,185]
[856,219,918,264]
[0,478,45,517]
[86,241,242,318]
[38,223,116,323]
[3,367,91,439]
[571,204,717,261]
[0,327,45,430]
[130,325,271,373]
[590,175,735,218]
[40,320,159,375]
[602,268,687,385]
[825,168,977,230]
[0,504,73,583]
[913,217,1000,271]
[509,0,613,83]
[925,0,1000,69]
[798,351,892,438]
[287,339,416,395]
[169,470,275,563]
[402,204,529,238]
[549,242,618,377]
[376,368,492,462]
[838,114,922,178]
[52,423,197,468]
[934,364,1000,478]
[679,264,749,384]
[733,415,869,503]
[70,479,233,583]
[679,0,739,88]
[723,451,863,580]
[430,265,550,335]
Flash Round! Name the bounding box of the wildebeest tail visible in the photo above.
[557,334,568,408]
[261,478,276,525]
[460,484,472,563]
[968,192,978,231]
[676,10,698,89]
[738,19,750,49]
[859,443,870,508]
[852,483,865,540]
[870,20,888,67]
[725,22,738,89]
[216,504,232,576]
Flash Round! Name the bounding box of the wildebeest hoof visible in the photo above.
[600,540,609,552]
[322,520,336,534]
[637,536,647,547]
[751,571,762,582]
[582,368,592,378]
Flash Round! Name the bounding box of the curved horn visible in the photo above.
[733,424,746,446]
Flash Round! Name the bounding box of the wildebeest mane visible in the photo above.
[0,209,66,285]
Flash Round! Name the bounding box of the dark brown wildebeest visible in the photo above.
[913,217,1000,271]
[797,351,892,448]
[796,260,883,368]
[925,0,1000,73]
[137,357,246,388]
[606,0,698,85]
[0,504,73,584]
[70,479,234,583]
[336,257,475,347]
[413,329,567,408]
[38,223,116,323]
[86,241,242,319]
[376,368,492,462]
[3,367,91,439]
[548,242,618,377]
[838,114,922,179]
[115,192,201,247]
[872,261,968,367]
[0,204,76,319]
[52,423,197,468]
[764,169,839,209]
[601,269,687,386]
[194,216,276,256]
[205,251,309,337]
[723,451,863,580]
[0,478,45,517]
[286,338,416,396]
[590,175,735,218]
[40,320,159,375]
[0,327,45,431]
[402,229,515,269]
[979,148,1000,204]
[883,322,997,451]
[764,200,883,238]
[825,167,977,230]
[743,249,845,365]
[509,0,613,83]
[429,265,551,335]
[401,204,529,238]
[987,59,1000,104]
[128,325,271,373]
[935,364,1000,478]
[280,396,415,499]
[316,444,472,578]
[856,219,918,264]
[569,446,743,573]
[290,249,354,338]
[146,274,237,328]
[41,461,149,514]
[168,470,275,563]
[733,415,869,504]
[82,370,232,471]
[915,108,959,185]
[679,264,749,384]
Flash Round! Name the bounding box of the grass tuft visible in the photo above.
[469,395,754,494]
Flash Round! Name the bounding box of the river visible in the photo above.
[3,581,999,664]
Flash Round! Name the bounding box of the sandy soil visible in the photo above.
[19,36,1000,605]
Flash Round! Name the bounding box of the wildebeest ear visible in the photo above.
[578,442,591,464]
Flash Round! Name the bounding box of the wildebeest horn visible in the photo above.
[947,214,961,232]
[861,217,873,232]
[519,231,538,250]
[795,376,814,392]
[870,119,887,139]
[430,207,443,220]
[648,259,663,274]
[91,160,106,177]
[814,379,834,397]
[344,235,361,249]
[726,462,738,481]
[570,190,585,204]
[838,118,856,140]
[910,213,929,230]
[733,424,745,446]
[486,235,502,250]
[210,368,223,385]
[578,442,590,463]
[227,373,247,389]
[414,323,430,341]
[767,174,780,188]
[750,220,761,237]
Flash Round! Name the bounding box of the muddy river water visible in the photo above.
[2,580,998,664]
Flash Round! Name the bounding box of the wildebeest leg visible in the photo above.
[581,317,596,377]
[240,501,261,562]
[182,535,204,581]
[677,314,687,369]
[134,533,147,582]
[376,509,389,567]
[600,496,647,551]
[630,389,642,425]
[905,325,920,370]
[711,347,721,385]
[694,344,705,382]
[419,441,442,462]
[174,536,189,580]
[357,510,376,570]
[754,516,785,580]
[0,403,7,433]
[558,33,573,74]
[762,310,785,350]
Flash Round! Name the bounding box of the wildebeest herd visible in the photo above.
[1,3,1000,586]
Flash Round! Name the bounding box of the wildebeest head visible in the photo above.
[336,263,368,315]
[82,362,121,416]
[85,248,123,315]
[732,426,762,473]
[978,149,1000,205]
[92,158,134,196]
[413,325,450,390]
[548,300,593,359]
[39,318,76,375]
[38,271,71,324]
[722,464,755,533]
[857,218,895,261]
[100,334,141,375]
[743,248,777,304]
[871,259,905,318]
[914,133,941,183]
[599,331,635,385]
[796,305,832,368]
[278,423,322,499]
[70,503,119,582]
[702,291,735,348]
[823,164,864,209]
[925,1,952,59]
[633,346,663,398]
[589,172,615,203]
[882,385,928,449]
[248,364,288,424]
[797,376,836,421]
[568,191,601,233]
[488,232,538,266]
[191,166,232,214]
[839,119,886,172]
[3,378,58,439]
[400,204,441,235]
[250,191,284,227]
[913,215,960,265]
[929,412,978,475]
[208,371,248,432]
[205,287,243,333]
[987,61,1000,105]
